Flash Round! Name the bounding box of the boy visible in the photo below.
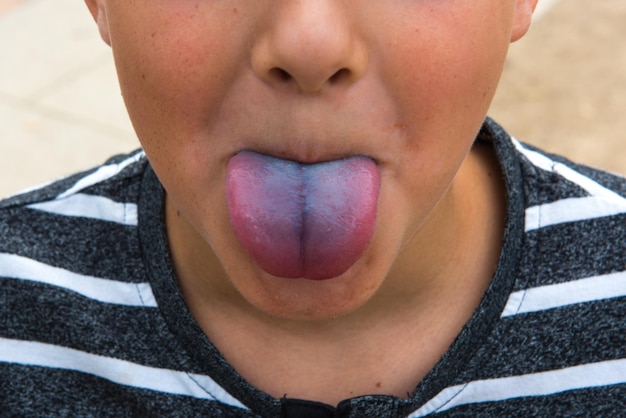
[1,0,624,416]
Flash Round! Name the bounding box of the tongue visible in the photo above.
[226,151,380,280]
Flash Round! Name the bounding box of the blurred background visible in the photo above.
[490,0,626,177]
[0,0,625,198]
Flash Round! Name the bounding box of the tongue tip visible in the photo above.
[265,267,351,281]
[256,253,356,281]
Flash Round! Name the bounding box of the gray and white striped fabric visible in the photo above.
[1,119,624,417]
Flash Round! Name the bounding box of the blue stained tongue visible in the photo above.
[226,151,380,280]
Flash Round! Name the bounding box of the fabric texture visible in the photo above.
[1,118,624,417]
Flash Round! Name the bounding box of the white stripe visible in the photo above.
[502,271,626,317]
[512,139,626,231]
[512,138,626,198]
[409,359,626,417]
[0,253,157,307]
[512,138,626,197]
[26,193,138,226]
[525,196,626,232]
[0,338,248,411]
[58,151,145,199]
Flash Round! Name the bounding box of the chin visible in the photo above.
[232,256,388,321]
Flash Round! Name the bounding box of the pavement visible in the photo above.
[0,0,136,198]
[491,0,626,178]
[0,0,624,198]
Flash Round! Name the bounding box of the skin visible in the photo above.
[86,0,538,405]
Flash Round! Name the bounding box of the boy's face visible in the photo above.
[86,0,537,319]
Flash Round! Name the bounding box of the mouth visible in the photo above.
[233,144,379,166]
[226,150,381,280]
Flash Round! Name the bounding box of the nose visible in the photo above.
[251,1,368,94]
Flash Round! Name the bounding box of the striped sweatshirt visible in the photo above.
[1,119,625,417]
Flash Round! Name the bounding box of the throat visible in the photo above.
[192,295,459,406]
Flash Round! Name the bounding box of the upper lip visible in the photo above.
[237,146,376,166]
[230,129,385,166]
[236,149,378,168]
[219,103,397,167]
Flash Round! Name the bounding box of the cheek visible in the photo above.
[113,37,225,140]
[373,10,511,196]
[380,6,512,128]
[107,4,246,150]
[370,11,513,238]
[394,42,506,127]
[106,8,250,201]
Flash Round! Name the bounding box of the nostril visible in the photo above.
[265,66,354,92]
[269,67,292,83]
[268,67,351,86]
[329,68,350,84]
